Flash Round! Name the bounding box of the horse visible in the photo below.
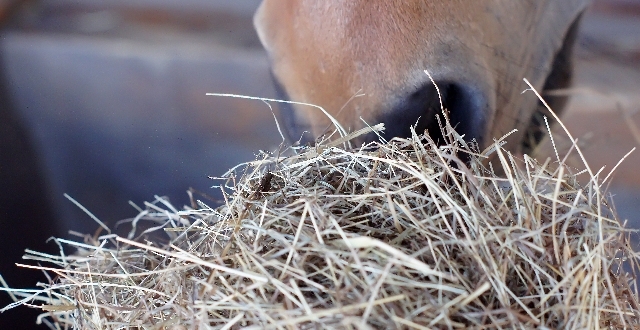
[254,0,591,154]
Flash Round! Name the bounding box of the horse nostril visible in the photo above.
[378,81,488,148]
[442,83,488,147]
[376,82,445,143]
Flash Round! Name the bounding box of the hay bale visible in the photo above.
[3,121,640,329]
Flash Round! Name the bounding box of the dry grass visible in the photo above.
[2,89,640,329]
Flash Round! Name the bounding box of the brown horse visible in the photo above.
[254,0,591,154]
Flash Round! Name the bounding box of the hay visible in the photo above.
[3,94,640,328]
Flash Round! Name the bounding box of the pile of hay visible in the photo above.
[3,119,640,328]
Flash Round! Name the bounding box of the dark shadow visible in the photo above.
[0,3,57,329]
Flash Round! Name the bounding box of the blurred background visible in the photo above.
[0,0,638,328]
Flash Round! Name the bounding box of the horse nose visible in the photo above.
[376,81,489,147]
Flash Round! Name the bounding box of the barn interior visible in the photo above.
[0,0,638,328]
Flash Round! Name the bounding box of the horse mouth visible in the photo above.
[270,69,488,150]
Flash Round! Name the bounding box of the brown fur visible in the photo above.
[255,0,591,152]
